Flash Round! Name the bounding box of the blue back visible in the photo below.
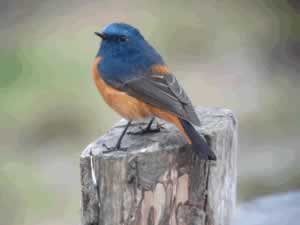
[96,23,165,85]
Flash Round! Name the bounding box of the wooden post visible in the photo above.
[80,107,237,225]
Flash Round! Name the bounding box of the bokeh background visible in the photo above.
[1,0,300,224]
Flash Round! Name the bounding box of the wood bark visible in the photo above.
[80,107,237,225]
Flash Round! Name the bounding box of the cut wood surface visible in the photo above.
[80,107,237,225]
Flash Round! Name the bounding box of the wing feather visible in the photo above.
[122,74,201,125]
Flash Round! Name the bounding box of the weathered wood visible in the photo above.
[80,107,237,225]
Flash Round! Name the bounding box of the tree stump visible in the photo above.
[80,107,237,225]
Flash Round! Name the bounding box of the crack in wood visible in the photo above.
[80,107,237,225]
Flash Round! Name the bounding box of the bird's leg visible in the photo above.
[103,120,132,153]
[128,117,164,135]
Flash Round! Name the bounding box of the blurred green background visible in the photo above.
[1,0,300,224]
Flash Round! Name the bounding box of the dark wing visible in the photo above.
[121,74,201,126]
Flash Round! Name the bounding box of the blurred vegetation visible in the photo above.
[1,0,300,224]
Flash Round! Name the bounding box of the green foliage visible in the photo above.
[0,49,22,89]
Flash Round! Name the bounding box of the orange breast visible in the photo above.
[92,57,191,143]
[92,57,153,120]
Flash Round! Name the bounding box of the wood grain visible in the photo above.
[80,107,237,225]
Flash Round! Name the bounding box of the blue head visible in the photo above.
[95,23,164,80]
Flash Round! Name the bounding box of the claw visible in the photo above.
[102,143,128,153]
[128,122,165,135]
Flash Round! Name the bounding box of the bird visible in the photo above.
[92,23,216,160]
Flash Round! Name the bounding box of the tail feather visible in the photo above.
[179,118,216,160]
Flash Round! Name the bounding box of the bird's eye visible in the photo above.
[119,35,128,42]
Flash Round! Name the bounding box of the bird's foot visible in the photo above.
[128,122,165,135]
[102,143,128,153]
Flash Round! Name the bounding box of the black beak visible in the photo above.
[95,32,107,40]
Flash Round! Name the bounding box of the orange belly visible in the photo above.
[92,57,191,143]
[92,57,154,120]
